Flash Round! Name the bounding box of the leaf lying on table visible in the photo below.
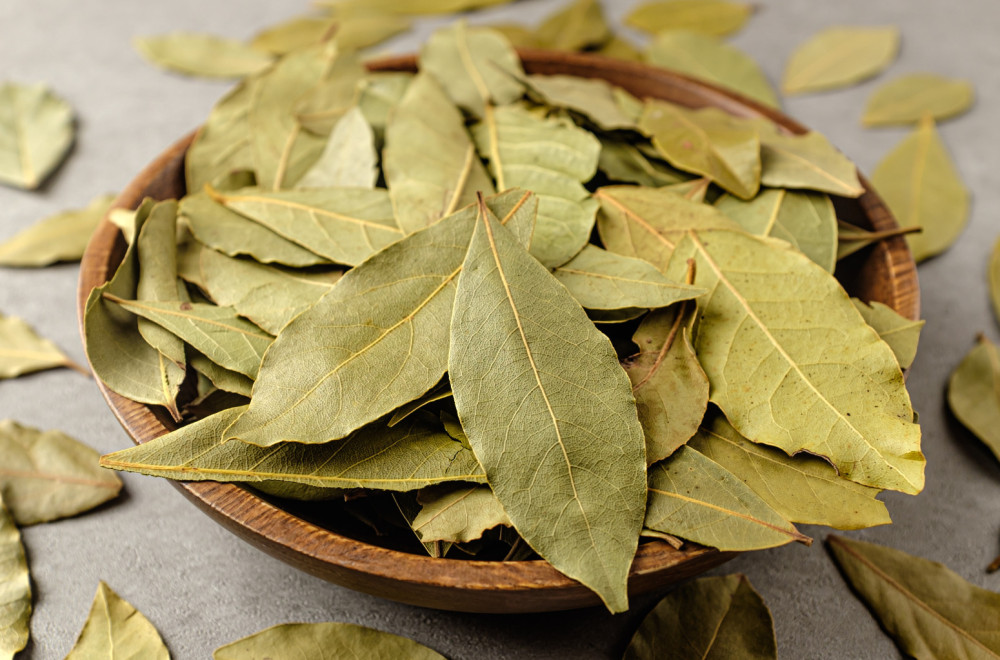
[0,496,30,660]
[827,534,1000,660]
[782,26,900,95]
[871,115,970,263]
[862,74,975,127]
[851,299,923,370]
[0,82,75,190]
[0,194,115,267]
[0,312,85,379]
[65,582,169,660]
[449,201,647,613]
[947,335,1000,463]
[134,33,274,79]
[0,419,122,526]
[625,0,753,37]
[213,622,445,660]
[532,0,611,52]
[251,11,410,56]
[412,485,510,544]
[623,574,776,660]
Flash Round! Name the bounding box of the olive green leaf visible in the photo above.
[297,107,377,189]
[449,201,646,613]
[134,33,273,79]
[412,485,511,543]
[594,36,643,62]
[716,188,838,272]
[639,100,761,199]
[783,26,900,95]
[384,73,495,234]
[948,335,1000,463]
[0,496,30,660]
[320,0,513,14]
[625,0,753,37]
[293,50,365,136]
[251,12,410,56]
[0,420,122,526]
[533,0,611,52]
[1,313,86,379]
[388,381,453,427]
[689,415,891,530]
[487,24,542,48]
[189,352,253,398]
[250,16,335,55]
[594,185,739,272]
[186,244,341,335]
[179,191,330,268]
[553,245,704,311]
[185,79,256,193]
[852,299,923,370]
[523,75,637,130]
[625,300,708,465]
[65,582,169,660]
[645,446,810,550]
[101,407,485,492]
[0,193,114,267]
[665,229,924,494]
[472,103,600,267]
[827,534,1000,660]
[104,296,272,379]
[207,187,401,266]
[752,125,864,198]
[598,138,689,187]
[871,116,970,263]
[836,220,920,261]
[863,74,974,127]
[623,574,776,660]
[992,239,1000,327]
[213,622,445,660]
[420,22,524,119]
[357,72,412,142]
[0,82,74,190]
[645,31,779,109]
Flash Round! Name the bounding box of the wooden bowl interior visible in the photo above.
[77,51,917,613]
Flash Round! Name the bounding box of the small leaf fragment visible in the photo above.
[413,485,511,543]
[863,74,974,127]
[783,26,900,95]
[213,622,445,660]
[625,0,754,37]
[0,194,115,267]
[533,0,611,52]
[524,74,637,130]
[65,582,169,660]
[134,33,274,79]
[0,82,74,190]
[0,497,30,660]
[948,335,1000,464]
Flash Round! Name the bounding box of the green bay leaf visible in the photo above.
[251,12,410,56]
[827,535,1000,659]
[296,106,378,189]
[134,33,273,79]
[948,336,1000,463]
[524,74,637,130]
[852,299,923,370]
[992,239,1000,327]
[783,26,900,95]
[623,574,776,660]
[533,0,611,52]
[0,496,30,660]
[449,202,646,613]
[863,74,975,127]
[753,125,864,198]
[0,420,122,526]
[293,51,365,136]
[413,485,510,543]
[1,313,84,379]
[0,194,115,267]
[189,352,254,398]
[836,219,920,261]
[665,229,924,494]
[871,116,970,263]
[598,138,689,187]
[626,0,753,37]
[185,79,256,193]
[0,82,74,190]
[65,582,169,660]
[213,622,445,660]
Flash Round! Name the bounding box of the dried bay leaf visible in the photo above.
[623,574,776,660]
[624,299,709,464]
[321,0,512,14]
[449,202,646,613]
[357,72,412,141]
[207,187,401,266]
[753,125,864,198]
[836,219,920,261]
[533,0,611,52]
[0,496,30,660]
[716,188,838,272]
[383,73,494,234]
[992,240,1000,326]
[189,353,253,398]
[0,193,114,267]
[250,16,335,55]
[251,12,410,56]
[134,33,273,79]
[420,22,524,119]
[0,82,74,190]
[689,415,891,530]
[665,229,924,494]
[783,26,900,95]
[553,245,705,311]
[639,100,761,199]
[297,106,377,189]
[827,535,1000,660]
[645,31,779,109]
[523,74,637,130]
[871,116,969,263]
[598,138,689,187]
[185,79,256,193]
[594,36,643,62]
[594,185,739,272]
[214,622,445,660]
[65,582,169,660]
[863,74,974,127]
[625,0,753,37]
[0,313,85,379]
[0,420,122,526]
[852,299,923,370]
[293,51,365,136]
[103,296,272,379]
[645,446,810,550]
[472,103,600,267]
[412,485,511,543]
[948,336,1000,463]
[102,407,485,493]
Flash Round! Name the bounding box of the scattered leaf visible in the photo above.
[533,0,611,52]
[948,335,1000,463]
[251,12,410,55]
[213,622,445,660]
[0,82,74,190]
[0,194,115,267]
[320,0,513,14]
[625,0,753,37]
[783,26,900,95]
[863,74,974,127]
[852,299,923,369]
[0,497,30,660]
[65,582,169,660]
[134,33,274,79]
[0,313,85,379]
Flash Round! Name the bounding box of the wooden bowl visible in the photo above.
[77,51,918,614]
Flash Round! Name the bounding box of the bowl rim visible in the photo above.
[76,49,917,613]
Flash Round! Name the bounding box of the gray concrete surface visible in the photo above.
[1,0,997,657]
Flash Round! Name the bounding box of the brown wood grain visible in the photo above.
[76,51,918,613]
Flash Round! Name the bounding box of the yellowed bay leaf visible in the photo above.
[134,33,273,79]
[948,336,1000,464]
[0,313,84,379]
[533,0,611,52]
[783,26,900,95]
[0,82,74,190]
[65,582,169,660]
[626,0,753,37]
[852,299,924,370]
[413,485,510,543]
[0,496,30,660]
[863,74,974,127]
[214,622,445,660]
[0,194,114,267]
